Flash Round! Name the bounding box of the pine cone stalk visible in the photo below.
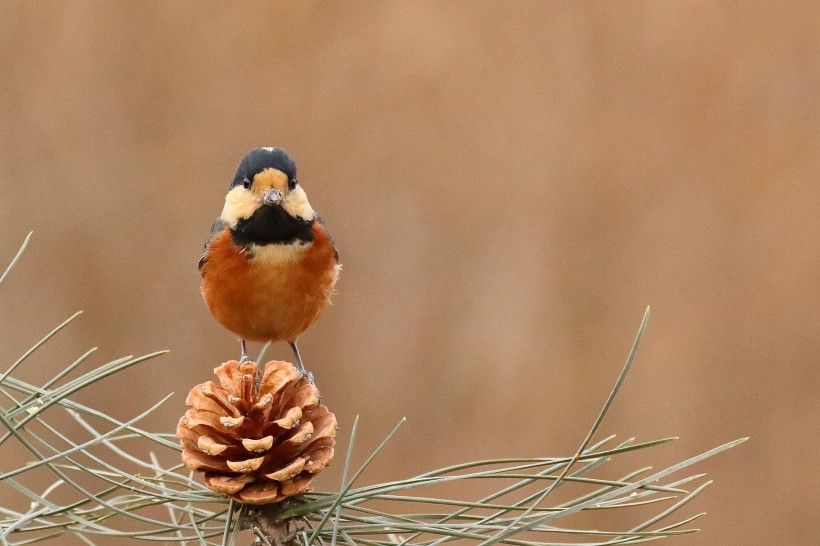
[177,360,336,504]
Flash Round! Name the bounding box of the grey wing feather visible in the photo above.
[198,217,226,271]
[314,213,339,261]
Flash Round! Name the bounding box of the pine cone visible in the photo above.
[177,360,336,504]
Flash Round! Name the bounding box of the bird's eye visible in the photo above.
[242,177,251,190]
[288,178,298,190]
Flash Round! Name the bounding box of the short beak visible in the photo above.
[261,188,282,206]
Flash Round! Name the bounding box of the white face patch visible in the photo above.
[282,185,315,222]
[249,241,312,264]
[220,186,259,227]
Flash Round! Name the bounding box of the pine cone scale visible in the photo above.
[197,435,229,456]
[242,435,274,453]
[181,448,231,472]
[265,456,306,481]
[226,455,266,473]
[204,473,254,495]
[272,406,302,429]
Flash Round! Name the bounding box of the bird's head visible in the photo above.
[220,147,315,227]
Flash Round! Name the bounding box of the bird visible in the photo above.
[199,147,340,381]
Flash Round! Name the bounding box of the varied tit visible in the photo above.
[199,147,340,381]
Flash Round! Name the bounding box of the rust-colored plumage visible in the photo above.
[201,222,338,343]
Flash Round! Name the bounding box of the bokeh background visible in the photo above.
[1,2,818,544]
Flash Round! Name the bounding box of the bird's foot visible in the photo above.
[288,340,314,383]
[239,339,250,363]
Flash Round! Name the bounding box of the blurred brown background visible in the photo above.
[1,1,818,544]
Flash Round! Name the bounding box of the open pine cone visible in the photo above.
[177,360,336,504]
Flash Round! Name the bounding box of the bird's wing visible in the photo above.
[314,213,339,262]
[198,217,226,271]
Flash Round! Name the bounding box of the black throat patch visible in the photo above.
[230,205,314,248]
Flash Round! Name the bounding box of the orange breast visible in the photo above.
[200,224,339,342]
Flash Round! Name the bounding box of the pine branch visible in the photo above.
[0,233,745,545]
